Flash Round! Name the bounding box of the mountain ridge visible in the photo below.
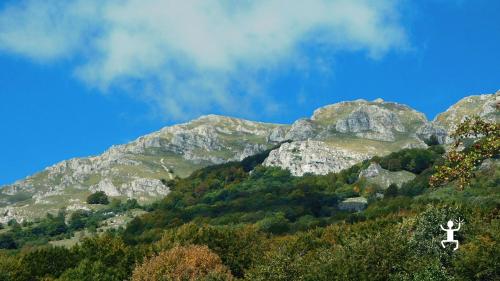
[1,91,498,223]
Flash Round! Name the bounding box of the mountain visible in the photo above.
[0,115,284,222]
[263,98,431,176]
[1,91,498,223]
[434,92,499,137]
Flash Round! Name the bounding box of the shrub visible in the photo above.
[424,135,440,146]
[0,233,17,249]
[384,183,399,198]
[62,235,135,281]
[69,210,92,230]
[156,223,265,278]
[131,245,233,281]
[86,191,109,205]
[256,212,290,234]
[17,246,77,280]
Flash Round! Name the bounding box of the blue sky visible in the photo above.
[0,0,499,185]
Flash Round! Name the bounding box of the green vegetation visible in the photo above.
[0,199,141,250]
[122,144,445,244]
[86,191,109,205]
[0,118,498,280]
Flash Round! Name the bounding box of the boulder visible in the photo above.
[338,197,368,212]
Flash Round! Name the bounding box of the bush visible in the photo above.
[62,235,135,281]
[379,148,441,174]
[256,212,290,235]
[424,135,440,146]
[87,191,109,205]
[132,245,233,281]
[7,219,18,227]
[17,246,77,280]
[69,210,92,230]
[156,223,265,278]
[384,184,399,198]
[0,233,17,249]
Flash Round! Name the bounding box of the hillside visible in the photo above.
[0,131,498,280]
[0,91,498,223]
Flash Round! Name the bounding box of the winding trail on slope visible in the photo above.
[160,158,174,180]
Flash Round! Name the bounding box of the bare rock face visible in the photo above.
[335,105,406,141]
[285,119,319,141]
[121,178,170,198]
[263,140,370,176]
[238,143,269,160]
[338,197,368,212]
[358,162,416,189]
[359,163,383,178]
[267,126,290,142]
[0,208,17,224]
[416,122,448,144]
[89,178,122,197]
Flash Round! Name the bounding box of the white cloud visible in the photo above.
[0,0,408,119]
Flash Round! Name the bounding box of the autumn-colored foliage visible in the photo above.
[430,116,499,189]
[131,245,233,281]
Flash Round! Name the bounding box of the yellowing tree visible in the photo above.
[132,245,233,281]
[430,116,499,189]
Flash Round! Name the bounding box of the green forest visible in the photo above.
[0,118,499,281]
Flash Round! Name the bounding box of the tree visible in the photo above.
[430,116,499,189]
[131,245,233,281]
[256,212,290,234]
[387,158,402,171]
[87,191,109,205]
[384,183,399,198]
[0,233,17,249]
[156,223,265,278]
[7,219,18,227]
[424,135,440,146]
[62,235,135,281]
[69,210,91,230]
[17,246,77,280]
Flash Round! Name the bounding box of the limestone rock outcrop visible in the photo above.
[338,197,368,212]
[263,140,370,176]
[335,105,406,141]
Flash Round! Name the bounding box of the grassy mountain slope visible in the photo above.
[1,92,497,223]
[1,139,498,281]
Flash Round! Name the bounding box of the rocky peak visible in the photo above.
[334,104,406,141]
[434,91,499,132]
[311,99,427,130]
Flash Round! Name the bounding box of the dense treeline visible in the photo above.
[1,169,498,281]
[123,145,444,244]
[0,127,499,280]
